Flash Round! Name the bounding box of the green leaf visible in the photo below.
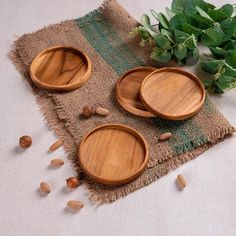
[217,75,236,90]
[139,26,150,40]
[224,40,236,51]
[184,35,197,49]
[206,2,216,11]
[174,29,189,43]
[140,23,157,38]
[222,4,234,17]
[194,0,213,12]
[202,79,214,89]
[193,47,200,61]
[174,44,187,59]
[233,17,236,37]
[177,58,186,65]
[209,47,226,58]
[223,67,236,77]
[169,14,187,30]
[131,26,150,40]
[151,48,172,63]
[166,7,176,19]
[156,35,171,49]
[190,14,214,29]
[140,14,158,38]
[171,0,186,14]
[161,29,174,43]
[220,18,234,42]
[182,23,202,37]
[150,10,169,29]
[141,14,151,26]
[184,0,197,15]
[225,51,236,68]
[212,81,225,94]
[158,13,169,29]
[201,60,221,74]
[201,26,224,47]
[208,4,234,22]
[195,6,214,21]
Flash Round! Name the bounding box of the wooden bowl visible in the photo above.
[116,67,156,117]
[140,67,206,120]
[78,124,149,186]
[30,46,92,91]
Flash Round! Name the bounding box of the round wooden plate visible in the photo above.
[30,46,92,91]
[140,67,206,120]
[78,124,149,186]
[116,67,156,117]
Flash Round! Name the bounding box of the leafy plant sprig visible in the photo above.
[131,0,236,94]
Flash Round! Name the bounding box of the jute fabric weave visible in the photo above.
[10,0,235,203]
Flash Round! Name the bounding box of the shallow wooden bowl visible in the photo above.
[116,67,156,117]
[78,124,149,186]
[30,46,92,91]
[140,67,206,120]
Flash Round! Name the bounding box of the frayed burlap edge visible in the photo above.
[9,48,83,175]
[9,0,235,204]
[86,125,235,204]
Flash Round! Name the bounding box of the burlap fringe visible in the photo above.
[8,0,235,204]
[86,125,234,204]
[9,48,82,174]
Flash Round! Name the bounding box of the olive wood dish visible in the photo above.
[116,67,156,117]
[140,67,206,120]
[30,46,92,91]
[78,124,149,186]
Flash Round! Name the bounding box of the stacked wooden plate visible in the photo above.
[31,48,205,186]
[116,67,206,120]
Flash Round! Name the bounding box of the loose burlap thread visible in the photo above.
[10,0,235,203]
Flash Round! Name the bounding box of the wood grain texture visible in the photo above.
[78,124,149,186]
[116,67,156,117]
[140,67,206,120]
[30,46,91,91]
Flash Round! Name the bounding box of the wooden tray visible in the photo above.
[140,67,206,120]
[78,124,149,186]
[116,67,156,117]
[30,46,92,91]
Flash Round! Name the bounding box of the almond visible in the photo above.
[176,174,186,190]
[50,159,64,168]
[95,107,109,116]
[67,200,84,212]
[159,132,172,141]
[49,140,63,152]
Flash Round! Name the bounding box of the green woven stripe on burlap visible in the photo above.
[75,11,144,75]
[75,11,208,156]
[10,0,235,204]
[153,116,207,155]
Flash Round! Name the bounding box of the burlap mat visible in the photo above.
[10,0,235,203]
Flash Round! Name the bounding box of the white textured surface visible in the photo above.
[0,0,236,235]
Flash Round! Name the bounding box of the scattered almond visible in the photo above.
[66,177,80,189]
[176,174,186,190]
[49,139,63,152]
[95,107,109,116]
[67,200,84,212]
[19,135,32,149]
[82,105,95,117]
[50,159,64,168]
[159,132,172,141]
[40,182,51,194]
